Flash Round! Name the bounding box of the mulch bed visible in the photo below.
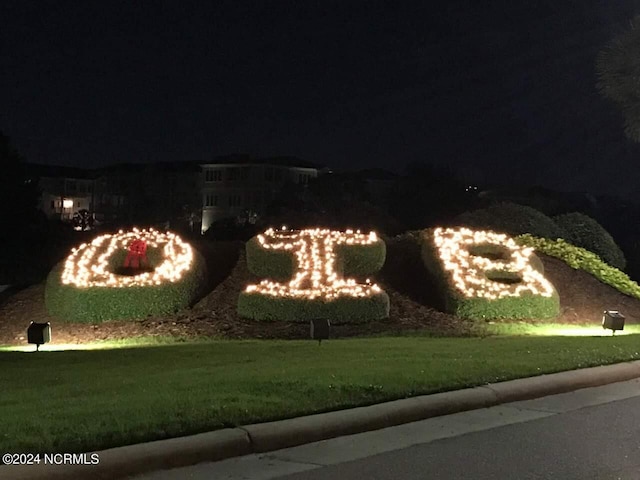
[1,238,639,346]
[539,255,640,325]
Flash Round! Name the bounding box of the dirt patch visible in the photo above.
[1,239,638,346]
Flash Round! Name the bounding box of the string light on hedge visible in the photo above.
[245,228,383,300]
[432,227,555,300]
[61,228,194,288]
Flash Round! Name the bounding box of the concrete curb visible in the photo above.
[2,429,252,480]
[242,386,498,453]
[485,361,640,403]
[4,360,640,479]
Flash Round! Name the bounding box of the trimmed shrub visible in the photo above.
[237,290,390,323]
[240,229,388,322]
[453,203,566,240]
[516,234,640,299]
[466,242,545,275]
[421,228,559,320]
[245,233,387,279]
[446,292,560,320]
[553,212,626,270]
[336,241,386,276]
[45,250,207,323]
[245,235,296,280]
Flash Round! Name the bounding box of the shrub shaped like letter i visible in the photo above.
[238,227,389,322]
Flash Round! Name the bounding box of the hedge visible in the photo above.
[445,292,560,320]
[45,248,207,323]
[516,234,640,299]
[245,233,386,279]
[421,229,559,320]
[245,236,296,281]
[553,212,626,270]
[336,241,387,276]
[240,231,388,322]
[237,290,390,323]
[454,202,566,240]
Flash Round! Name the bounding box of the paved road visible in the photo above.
[133,379,640,480]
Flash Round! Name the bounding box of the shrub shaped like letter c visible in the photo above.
[421,227,559,320]
[238,228,389,322]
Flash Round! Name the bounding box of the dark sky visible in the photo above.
[4,0,640,196]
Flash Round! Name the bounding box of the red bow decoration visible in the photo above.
[124,239,148,269]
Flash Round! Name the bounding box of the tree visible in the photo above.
[264,174,403,234]
[0,131,45,284]
[389,161,475,229]
[596,16,640,142]
[0,131,39,230]
[73,209,95,231]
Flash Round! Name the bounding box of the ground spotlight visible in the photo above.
[602,310,625,335]
[27,322,51,351]
[310,319,330,345]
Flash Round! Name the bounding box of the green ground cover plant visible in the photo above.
[2,335,639,454]
[516,234,640,299]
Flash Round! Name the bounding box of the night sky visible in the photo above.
[4,1,640,196]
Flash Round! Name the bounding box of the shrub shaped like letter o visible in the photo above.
[45,228,206,322]
[238,228,389,323]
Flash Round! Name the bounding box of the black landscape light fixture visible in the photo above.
[310,318,330,345]
[27,322,51,351]
[602,310,625,335]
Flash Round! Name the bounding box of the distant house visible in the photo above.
[26,162,201,227]
[200,155,321,233]
[25,155,321,233]
[25,164,97,221]
[94,162,201,228]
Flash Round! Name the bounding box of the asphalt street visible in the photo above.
[133,378,640,480]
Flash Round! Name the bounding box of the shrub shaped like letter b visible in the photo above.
[421,227,559,320]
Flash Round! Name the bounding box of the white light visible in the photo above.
[431,227,555,300]
[60,228,194,288]
[63,199,73,208]
[245,228,384,300]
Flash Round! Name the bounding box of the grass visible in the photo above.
[2,335,640,454]
[484,323,640,337]
[0,335,217,352]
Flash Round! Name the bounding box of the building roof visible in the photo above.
[27,156,320,179]
[203,155,322,169]
[96,161,201,174]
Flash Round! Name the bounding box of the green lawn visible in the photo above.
[484,323,640,337]
[2,335,640,454]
